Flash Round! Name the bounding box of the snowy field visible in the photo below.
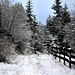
[0,54,75,75]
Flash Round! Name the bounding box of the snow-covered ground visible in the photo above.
[0,54,75,75]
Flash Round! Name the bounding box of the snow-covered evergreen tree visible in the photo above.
[64,19,75,51]
[52,0,64,27]
[0,3,1,28]
[26,0,33,23]
[26,0,44,54]
[37,22,45,53]
[44,25,52,53]
[46,16,62,36]
[62,4,71,23]
[46,0,71,50]
[52,0,62,18]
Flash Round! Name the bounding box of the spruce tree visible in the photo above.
[31,15,44,53]
[62,4,71,23]
[31,15,38,53]
[46,0,71,50]
[26,0,34,53]
[0,3,1,28]
[26,0,33,22]
[26,0,44,54]
[44,25,52,53]
[46,16,61,36]
[52,0,62,17]
[57,4,71,47]
[46,15,53,27]
[49,0,65,48]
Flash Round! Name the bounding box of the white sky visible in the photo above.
[13,0,75,25]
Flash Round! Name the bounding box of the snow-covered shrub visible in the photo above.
[15,41,26,54]
[12,23,32,54]
[0,34,16,62]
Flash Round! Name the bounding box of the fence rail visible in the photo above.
[51,47,75,69]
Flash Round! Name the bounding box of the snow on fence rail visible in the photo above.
[51,47,75,69]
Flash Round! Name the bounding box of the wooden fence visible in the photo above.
[51,47,75,69]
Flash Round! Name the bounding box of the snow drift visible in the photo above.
[0,54,75,75]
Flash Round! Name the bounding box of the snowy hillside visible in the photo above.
[0,54,75,75]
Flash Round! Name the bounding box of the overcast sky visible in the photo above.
[14,0,75,25]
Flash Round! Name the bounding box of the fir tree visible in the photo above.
[26,0,34,53]
[52,0,62,18]
[46,15,53,27]
[0,3,1,28]
[46,0,67,49]
[44,25,52,53]
[31,15,44,53]
[26,0,33,22]
[26,0,44,54]
[31,15,38,53]
[62,4,71,23]
[46,16,61,36]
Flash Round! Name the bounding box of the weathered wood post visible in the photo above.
[59,47,61,62]
[64,47,66,65]
[55,47,57,59]
[51,47,53,55]
[68,48,72,69]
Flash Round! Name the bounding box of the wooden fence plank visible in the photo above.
[51,47,75,69]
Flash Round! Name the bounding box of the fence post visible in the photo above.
[64,48,65,65]
[51,48,53,54]
[52,48,54,57]
[55,52,56,59]
[59,47,62,62]
[59,49,60,62]
[55,48,56,59]
[69,50,71,69]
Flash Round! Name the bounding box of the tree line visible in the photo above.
[0,0,75,62]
